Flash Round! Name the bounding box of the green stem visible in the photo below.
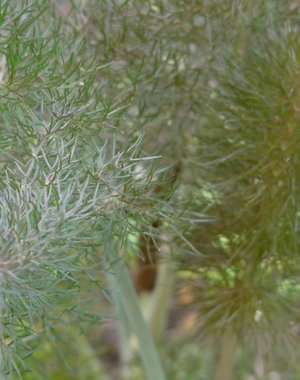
[107,269,132,377]
[110,255,167,380]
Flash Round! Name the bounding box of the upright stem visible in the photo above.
[106,270,132,377]
[146,258,175,342]
[108,251,167,380]
[215,330,237,380]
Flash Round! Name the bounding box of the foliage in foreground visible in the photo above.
[0,1,177,377]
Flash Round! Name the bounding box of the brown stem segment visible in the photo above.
[215,330,237,380]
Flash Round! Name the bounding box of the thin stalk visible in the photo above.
[215,330,237,380]
[146,258,175,342]
[108,253,167,380]
[107,269,133,378]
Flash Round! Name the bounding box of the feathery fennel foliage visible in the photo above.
[4,1,300,379]
[0,2,172,377]
[191,5,300,351]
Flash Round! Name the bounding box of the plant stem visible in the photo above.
[215,330,237,380]
[109,254,167,380]
[146,258,175,342]
[107,269,133,377]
